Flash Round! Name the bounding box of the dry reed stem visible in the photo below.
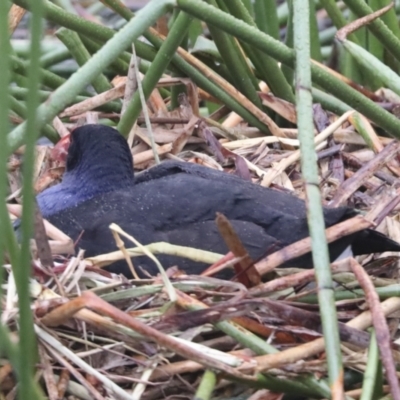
[330,140,400,206]
[60,84,126,118]
[9,4,26,33]
[261,110,354,186]
[255,296,400,372]
[255,215,371,276]
[174,48,286,138]
[350,260,400,399]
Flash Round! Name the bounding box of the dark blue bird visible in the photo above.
[37,124,400,277]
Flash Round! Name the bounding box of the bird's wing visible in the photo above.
[69,217,283,277]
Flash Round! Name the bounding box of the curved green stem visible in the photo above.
[7,0,176,151]
[222,0,295,103]
[118,11,193,137]
[56,28,112,93]
[176,0,400,138]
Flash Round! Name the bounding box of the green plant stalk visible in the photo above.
[164,57,270,132]
[80,34,171,99]
[102,37,160,70]
[254,0,279,38]
[217,324,330,396]
[347,10,382,88]
[100,0,137,19]
[309,0,322,62]
[56,28,112,93]
[236,374,324,397]
[11,54,67,90]
[50,63,87,77]
[360,330,383,400]
[67,2,123,36]
[40,47,70,68]
[376,0,400,46]
[10,86,50,102]
[341,39,400,96]
[16,0,45,397]
[293,0,343,393]
[9,1,50,399]
[343,0,400,64]
[79,35,129,75]
[96,0,181,70]
[366,0,384,63]
[12,40,61,58]
[339,41,362,84]
[118,11,193,137]
[195,370,217,400]
[299,285,400,303]
[183,303,330,397]
[378,0,400,37]
[98,0,270,131]
[13,0,269,132]
[7,0,176,152]
[0,0,11,363]
[312,87,351,115]
[13,47,96,94]
[207,0,262,108]
[219,320,278,355]
[321,45,333,60]
[104,0,268,132]
[282,0,294,85]
[318,0,358,43]
[187,17,203,47]
[176,0,400,137]
[350,112,374,150]
[96,0,171,57]
[0,4,30,389]
[319,25,337,46]
[318,0,382,87]
[169,8,188,110]
[9,95,58,141]
[241,0,253,15]
[12,70,29,88]
[222,0,295,103]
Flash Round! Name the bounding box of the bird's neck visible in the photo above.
[62,160,135,196]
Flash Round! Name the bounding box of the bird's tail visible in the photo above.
[352,229,400,255]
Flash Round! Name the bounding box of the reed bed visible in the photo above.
[3,1,400,399]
